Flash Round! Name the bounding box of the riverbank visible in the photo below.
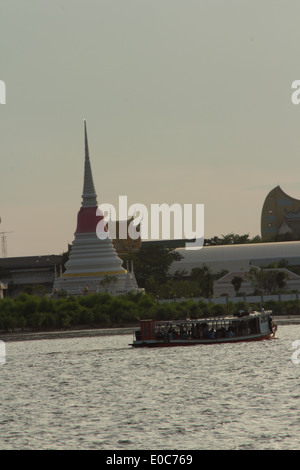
[272,315,300,325]
[0,326,138,342]
[1,315,299,342]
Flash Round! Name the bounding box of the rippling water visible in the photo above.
[0,324,299,450]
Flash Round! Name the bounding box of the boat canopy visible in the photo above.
[152,310,271,327]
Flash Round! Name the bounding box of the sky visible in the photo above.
[1,0,300,257]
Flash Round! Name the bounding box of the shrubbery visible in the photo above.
[0,292,297,332]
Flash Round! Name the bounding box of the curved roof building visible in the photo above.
[261,186,300,241]
[169,241,300,274]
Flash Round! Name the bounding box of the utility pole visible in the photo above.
[0,232,13,258]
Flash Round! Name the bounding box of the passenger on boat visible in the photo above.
[196,323,204,338]
[215,328,221,339]
[202,323,209,337]
[227,328,234,338]
[204,328,215,339]
[156,327,164,341]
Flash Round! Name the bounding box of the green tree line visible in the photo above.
[0,291,299,333]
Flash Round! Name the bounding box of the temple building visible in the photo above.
[261,186,300,241]
[52,121,139,296]
[111,217,141,256]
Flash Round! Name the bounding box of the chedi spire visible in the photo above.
[82,119,97,207]
[52,121,140,296]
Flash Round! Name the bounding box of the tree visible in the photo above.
[231,276,243,295]
[220,233,250,244]
[99,275,117,293]
[275,271,288,291]
[190,265,214,298]
[145,276,159,296]
[127,244,182,288]
[173,269,188,281]
[246,267,284,295]
[204,233,262,245]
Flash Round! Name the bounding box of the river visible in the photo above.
[0,324,299,450]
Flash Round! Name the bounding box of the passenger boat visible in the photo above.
[131,309,277,348]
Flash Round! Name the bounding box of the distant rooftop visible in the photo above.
[0,255,63,269]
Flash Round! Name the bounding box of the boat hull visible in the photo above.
[131,332,274,348]
[130,310,277,348]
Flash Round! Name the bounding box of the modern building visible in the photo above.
[261,185,300,241]
[0,255,63,296]
[169,240,300,275]
[52,121,139,296]
[213,267,300,297]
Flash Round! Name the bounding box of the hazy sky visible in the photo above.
[1,0,300,257]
